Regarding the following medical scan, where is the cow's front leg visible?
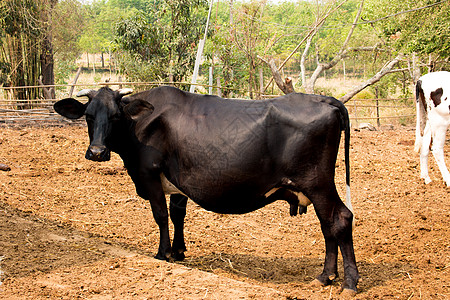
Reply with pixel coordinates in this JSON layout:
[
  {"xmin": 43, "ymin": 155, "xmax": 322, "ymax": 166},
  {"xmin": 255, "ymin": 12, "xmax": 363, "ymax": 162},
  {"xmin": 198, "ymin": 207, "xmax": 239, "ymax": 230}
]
[
  {"xmin": 149, "ymin": 190, "xmax": 171, "ymax": 260},
  {"xmin": 170, "ymin": 194, "xmax": 188, "ymax": 261},
  {"xmin": 135, "ymin": 177, "xmax": 172, "ymax": 261},
  {"xmin": 420, "ymin": 124, "xmax": 432, "ymax": 184}
]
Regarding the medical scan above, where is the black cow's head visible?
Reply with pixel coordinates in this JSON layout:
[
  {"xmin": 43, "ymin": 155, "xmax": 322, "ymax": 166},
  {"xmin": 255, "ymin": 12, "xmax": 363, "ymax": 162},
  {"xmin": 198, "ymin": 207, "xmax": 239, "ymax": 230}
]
[{"xmin": 54, "ymin": 87, "xmax": 133, "ymax": 162}]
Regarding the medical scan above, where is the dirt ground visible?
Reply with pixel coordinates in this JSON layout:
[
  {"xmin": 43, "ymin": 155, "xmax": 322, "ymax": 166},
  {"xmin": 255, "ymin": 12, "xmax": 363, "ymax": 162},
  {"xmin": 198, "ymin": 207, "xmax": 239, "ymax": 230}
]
[{"xmin": 0, "ymin": 125, "xmax": 448, "ymax": 299}]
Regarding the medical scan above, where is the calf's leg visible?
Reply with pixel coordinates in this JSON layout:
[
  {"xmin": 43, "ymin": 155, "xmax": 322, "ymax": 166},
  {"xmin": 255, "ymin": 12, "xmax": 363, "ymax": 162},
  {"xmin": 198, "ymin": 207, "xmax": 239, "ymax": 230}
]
[
  {"xmin": 420, "ymin": 123, "xmax": 432, "ymax": 184},
  {"xmin": 431, "ymin": 125, "xmax": 450, "ymax": 186}
]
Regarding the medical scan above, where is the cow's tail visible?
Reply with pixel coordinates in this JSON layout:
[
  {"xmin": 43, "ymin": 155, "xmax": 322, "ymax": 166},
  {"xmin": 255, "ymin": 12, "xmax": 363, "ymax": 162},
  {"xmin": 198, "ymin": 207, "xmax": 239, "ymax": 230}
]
[
  {"xmin": 414, "ymin": 80, "xmax": 425, "ymax": 153},
  {"xmin": 326, "ymin": 97, "xmax": 352, "ymax": 213},
  {"xmin": 339, "ymin": 101, "xmax": 354, "ymax": 231},
  {"xmin": 344, "ymin": 118, "xmax": 352, "ymax": 215},
  {"xmin": 342, "ymin": 103, "xmax": 352, "ymax": 214}
]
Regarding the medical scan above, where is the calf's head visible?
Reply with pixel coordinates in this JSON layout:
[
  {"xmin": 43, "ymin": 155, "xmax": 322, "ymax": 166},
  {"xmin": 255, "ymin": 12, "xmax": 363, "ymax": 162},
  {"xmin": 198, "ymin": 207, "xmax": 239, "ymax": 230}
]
[{"xmin": 54, "ymin": 87, "xmax": 133, "ymax": 161}]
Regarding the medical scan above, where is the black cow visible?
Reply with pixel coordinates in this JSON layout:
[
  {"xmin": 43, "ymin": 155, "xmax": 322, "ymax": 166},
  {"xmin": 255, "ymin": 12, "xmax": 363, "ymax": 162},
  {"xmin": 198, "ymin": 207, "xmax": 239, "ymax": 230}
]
[{"xmin": 54, "ymin": 86, "xmax": 360, "ymax": 294}]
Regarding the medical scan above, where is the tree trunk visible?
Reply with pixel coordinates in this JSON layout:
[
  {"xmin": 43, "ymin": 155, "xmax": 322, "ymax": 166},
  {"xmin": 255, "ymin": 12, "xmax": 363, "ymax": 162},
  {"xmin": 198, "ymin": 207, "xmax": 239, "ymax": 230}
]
[
  {"xmin": 216, "ymin": 76, "xmax": 222, "ymax": 97},
  {"xmin": 305, "ymin": 0, "xmax": 365, "ymax": 94},
  {"xmin": 229, "ymin": 0, "xmax": 233, "ymax": 24},
  {"xmin": 41, "ymin": 34, "xmax": 55, "ymax": 99},
  {"xmin": 258, "ymin": 56, "xmax": 294, "ymax": 94},
  {"xmin": 40, "ymin": 0, "xmax": 56, "ymax": 99},
  {"xmin": 259, "ymin": 67, "xmax": 264, "ymax": 98},
  {"xmin": 249, "ymin": 61, "xmax": 254, "ymax": 99},
  {"xmin": 300, "ymin": 34, "xmax": 314, "ymax": 90},
  {"xmin": 411, "ymin": 52, "xmax": 421, "ymax": 83},
  {"xmin": 11, "ymin": 36, "xmax": 27, "ymax": 104}
]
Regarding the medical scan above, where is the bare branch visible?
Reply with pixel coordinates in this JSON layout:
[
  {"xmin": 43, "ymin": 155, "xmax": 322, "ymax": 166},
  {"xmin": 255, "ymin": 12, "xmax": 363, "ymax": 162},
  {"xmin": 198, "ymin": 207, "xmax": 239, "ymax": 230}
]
[
  {"xmin": 341, "ymin": 0, "xmax": 364, "ymax": 52},
  {"xmin": 262, "ymin": 0, "xmax": 349, "ymax": 93},
  {"xmin": 258, "ymin": 56, "xmax": 294, "ymax": 94},
  {"xmin": 305, "ymin": 0, "xmax": 365, "ymax": 93},
  {"xmin": 339, "ymin": 54, "xmax": 403, "ymax": 103}
]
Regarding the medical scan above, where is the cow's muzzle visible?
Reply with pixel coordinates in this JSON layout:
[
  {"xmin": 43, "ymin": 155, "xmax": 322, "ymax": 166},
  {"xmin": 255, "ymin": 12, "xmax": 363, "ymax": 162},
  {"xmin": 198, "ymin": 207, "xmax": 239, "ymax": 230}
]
[{"xmin": 85, "ymin": 145, "xmax": 111, "ymax": 162}]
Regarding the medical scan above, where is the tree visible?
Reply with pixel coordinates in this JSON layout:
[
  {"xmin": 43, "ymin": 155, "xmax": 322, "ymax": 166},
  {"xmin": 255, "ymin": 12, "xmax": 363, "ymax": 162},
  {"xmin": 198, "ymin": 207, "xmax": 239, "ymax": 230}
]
[
  {"xmin": 78, "ymin": 0, "xmax": 138, "ymax": 70},
  {"xmin": 229, "ymin": 1, "xmax": 270, "ymax": 98},
  {"xmin": 114, "ymin": 0, "xmax": 208, "ymax": 84},
  {"xmin": 259, "ymin": 0, "xmax": 419, "ymax": 103},
  {"xmin": 365, "ymin": 0, "xmax": 450, "ymax": 76},
  {"xmin": 52, "ymin": 0, "xmax": 85, "ymax": 84},
  {"xmin": 207, "ymin": 0, "xmax": 288, "ymax": 98},
  {"xmin": 0, "ymin": 0, "xmax": 68, "ymax": 100},
  {"xmin": 52, "ymin": 0, "xmax": 85, "ymax": 62},
  {"xmin": 0, "ymin": 0, "xmax": 41, "ymax": 102},
  {"xmin": 40, "ymin": 0, "xmax": 58, "ymax": 99}
]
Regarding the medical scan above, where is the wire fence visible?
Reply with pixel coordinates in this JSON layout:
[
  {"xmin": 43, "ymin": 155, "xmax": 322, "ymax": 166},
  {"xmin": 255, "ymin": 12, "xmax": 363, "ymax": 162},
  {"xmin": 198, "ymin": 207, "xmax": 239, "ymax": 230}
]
[{"xmin": 0, "ymin": 82, "xmax": 416, "ymax": 128}]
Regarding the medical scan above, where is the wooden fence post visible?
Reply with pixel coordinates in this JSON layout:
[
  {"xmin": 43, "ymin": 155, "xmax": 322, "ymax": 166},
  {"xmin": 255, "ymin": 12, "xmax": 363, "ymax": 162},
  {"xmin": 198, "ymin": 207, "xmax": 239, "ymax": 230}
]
[
  {"xmin": 375, "ymin": 87, "xmax": 380, "ymax": 127},
  {"xmin": 69, "ymin": 66, "xmax": 82, "ymax": 97}
]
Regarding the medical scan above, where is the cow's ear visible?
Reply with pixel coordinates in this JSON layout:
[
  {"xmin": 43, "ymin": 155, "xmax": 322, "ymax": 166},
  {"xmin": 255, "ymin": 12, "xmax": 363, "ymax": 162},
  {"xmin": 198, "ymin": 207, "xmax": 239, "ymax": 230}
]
[
  {"xmin": 54, "ymin": 98, "xmax": 86, "ymax": 119},
  {"xmin": 123, "ymin": 99, "xmax": 155, "ymax": 121}
]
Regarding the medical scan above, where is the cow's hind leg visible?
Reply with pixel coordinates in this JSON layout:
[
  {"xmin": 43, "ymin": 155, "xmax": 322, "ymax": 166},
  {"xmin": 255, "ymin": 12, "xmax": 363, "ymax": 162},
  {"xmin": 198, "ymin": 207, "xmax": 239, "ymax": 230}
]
[
  {"xmin": 314, "ymin": 235, "xmax": 339, "ymax": 286},
  {"xmin": 170, "ymin": 194, "xmax": 188, "ymax": 261},
  {"xmin": 311, "ymin": 189, "xmax": 359, "ymax": 293},
  {"xmin": 431, "ymin": 125, "xmax": 450, "ymax": 187}
]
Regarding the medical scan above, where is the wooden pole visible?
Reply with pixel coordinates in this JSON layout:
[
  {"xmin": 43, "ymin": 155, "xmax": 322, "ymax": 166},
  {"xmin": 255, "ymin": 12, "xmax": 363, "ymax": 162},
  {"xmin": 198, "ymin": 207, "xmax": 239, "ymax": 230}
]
[{"xmin": 69, "ymin": 66, "xmax": 83, "ymax": 97}]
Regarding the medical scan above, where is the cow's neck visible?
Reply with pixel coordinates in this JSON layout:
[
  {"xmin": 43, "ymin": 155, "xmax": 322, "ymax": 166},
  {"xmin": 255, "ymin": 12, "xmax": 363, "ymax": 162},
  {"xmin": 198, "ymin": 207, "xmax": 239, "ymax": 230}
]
[{"xmin": 109, "ymin": 118, "xmax": 139, "ymax": 169}]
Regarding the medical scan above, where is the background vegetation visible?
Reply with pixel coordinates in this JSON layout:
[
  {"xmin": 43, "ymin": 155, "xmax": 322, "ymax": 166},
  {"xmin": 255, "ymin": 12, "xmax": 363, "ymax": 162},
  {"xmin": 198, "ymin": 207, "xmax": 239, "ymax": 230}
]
[{"xmin": 0, "ymin": 0, "xmax": 449, "ymax": 101}]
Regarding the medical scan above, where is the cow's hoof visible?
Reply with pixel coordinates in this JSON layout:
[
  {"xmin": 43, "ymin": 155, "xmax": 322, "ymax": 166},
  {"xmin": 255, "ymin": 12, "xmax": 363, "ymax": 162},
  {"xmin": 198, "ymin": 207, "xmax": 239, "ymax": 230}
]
[
  {"xmin": 339, "ymin": 288, "xmax": 357, "ymax": 298},
  {"xmin": 314, "ymin": 272, "xmax": 337, "ymax": 287},
  {"xmin": 289, "ymin": 203, "xmax": 298, "ymax": 216},
  {"xmin": 298, "ymin": 205, "xmax": 307, "ymax": 215},
  {"xmin": 310, "ymin": 279, "xmax": 326, "ymax": 287},
  {"xmin": 171, "ymin": 251, "xmax": 186, "ymax": 261},
  {"xmin": 154, "ymin": 252, "xmax": 171, "ymax": 261}
]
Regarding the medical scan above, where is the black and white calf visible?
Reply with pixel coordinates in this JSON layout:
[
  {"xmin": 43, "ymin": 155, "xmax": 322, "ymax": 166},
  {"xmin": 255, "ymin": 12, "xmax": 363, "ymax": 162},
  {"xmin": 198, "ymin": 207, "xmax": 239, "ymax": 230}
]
[{"xmin": 414, "ymin": 71, "xmax": 450, "ymax": 187}]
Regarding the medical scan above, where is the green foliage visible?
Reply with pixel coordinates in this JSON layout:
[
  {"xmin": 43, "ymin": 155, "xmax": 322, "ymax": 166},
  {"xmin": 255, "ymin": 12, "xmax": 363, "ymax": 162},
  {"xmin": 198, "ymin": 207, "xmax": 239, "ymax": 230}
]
[
  {"xmin": 205, "ymin": 0, "xmax": 378, "ymax": 95},
  {"xmin": 79, "ymin": 0, "xmax": 137, "ymax": 54},
  {"xmin": 55, "ymin": 59, "xmax": 76, "ymax": 87},
  {"xmin": 355, "ymin": 89, "xmax": 375, "ymax": 99},
  {"xmin": 53, "ymin": 0, "xmax": 85, "ymax": 62},
  {"xmin": 2, "ymin": 0, "xmax": 448, "ymax": 100},
  {"xmin": 0, "ymin": 61, "xmax": 10, "ymax": 86},
  {"xmin": 364, "ymin": 0, "xmax": 450, "ymax": 60},
  {"xmin": 206, "ymin": 23, "xmax": 248, "ymax": 97},
  {"xmin": 114, "ymin": 0, "xmax": 208, "ymax": 83},
  {"xmin": 0, "ymin": 0, "xmax": 46, "ymax": 99}
]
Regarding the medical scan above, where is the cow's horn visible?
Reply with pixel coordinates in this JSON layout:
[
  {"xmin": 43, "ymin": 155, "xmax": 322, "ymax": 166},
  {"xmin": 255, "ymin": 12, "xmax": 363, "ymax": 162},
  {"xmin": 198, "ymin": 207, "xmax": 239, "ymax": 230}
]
[
  {"xmin": 118, "ymin": 88, "xmax": 133, "ymax": 95},
  {"xmin": 76, "ymin": 89, "xmax": 95, "ymax": 97}
]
